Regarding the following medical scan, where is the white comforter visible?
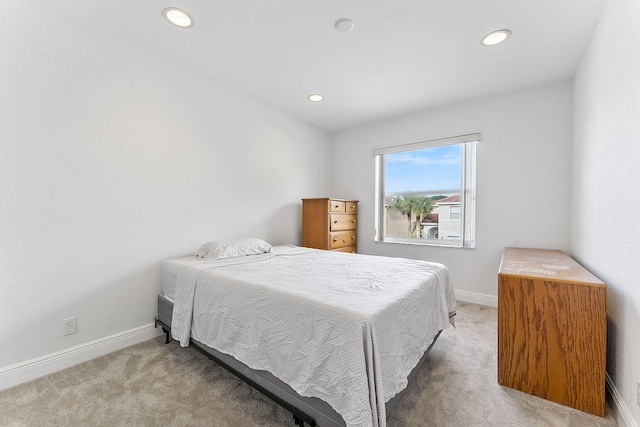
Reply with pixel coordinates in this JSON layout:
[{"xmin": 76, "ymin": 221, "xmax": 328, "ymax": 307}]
[{"xmin": 169, "ymin": 246, "xmax": 456, "ymax": 427}]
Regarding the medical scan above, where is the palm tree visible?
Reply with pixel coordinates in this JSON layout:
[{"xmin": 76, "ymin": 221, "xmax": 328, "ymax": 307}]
[{"xmin": 393, "ymin": 195, "xmax": 433, "ymax": 237}]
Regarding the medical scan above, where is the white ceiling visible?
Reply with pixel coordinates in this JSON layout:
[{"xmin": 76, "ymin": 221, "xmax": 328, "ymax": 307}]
[{"xmin": 39, "ymin": 0, "xmax": 607, "ymax": 133}]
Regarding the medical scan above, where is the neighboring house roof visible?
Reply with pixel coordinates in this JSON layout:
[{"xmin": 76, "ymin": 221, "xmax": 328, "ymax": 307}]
[
  {"xmin": 434, "ymin": 194, "xmax": 460, "ymax": 204},
  {"xmin": 420, "ymin": 213, "xmax": 439, "ymax": 224}
]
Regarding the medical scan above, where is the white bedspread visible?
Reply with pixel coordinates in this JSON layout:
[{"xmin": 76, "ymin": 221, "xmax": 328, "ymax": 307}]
[{"xmin": 169, "ymin": 246, "xmax": 456, "ymax": 427}]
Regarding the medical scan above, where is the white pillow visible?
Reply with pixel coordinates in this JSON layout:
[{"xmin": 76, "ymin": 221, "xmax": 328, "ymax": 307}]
[{"xmin": 196, "ymin": 238, "xmax": 272, "ymax": 260}]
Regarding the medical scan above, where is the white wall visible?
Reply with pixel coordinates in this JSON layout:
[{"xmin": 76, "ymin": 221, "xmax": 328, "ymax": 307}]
[
  {"xmin": 331, "ymin": 81, "xmax": 574, "ymax": 305},
  {"xmin": 0, "ymin": 2, "xmax": 331, "ymax": 372},
  {"xmin": 573, "ymin": 0, "xmax": 640, "ymax": 424}
]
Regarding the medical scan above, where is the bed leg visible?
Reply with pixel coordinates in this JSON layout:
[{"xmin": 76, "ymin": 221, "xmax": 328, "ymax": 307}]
[
  {"xmin": 161, "ymin": 328, "xmax": 171, "ymax": 344},
  {"xmin": 293, "ymin": 415, "xmax": 304, "ymax": 426},
  {"xmin": 154, "ymin": 317, "xmax": 172, "ymax": 344}
]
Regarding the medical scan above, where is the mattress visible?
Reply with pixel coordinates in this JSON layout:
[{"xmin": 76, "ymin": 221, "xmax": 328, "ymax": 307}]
[
  {"xmin": 162, "ymin": 255, "xmax": 205, "ymax": 301},
  {"xmin": 166, "ymin": 245, "xmax": 456, "ymax": 427}
]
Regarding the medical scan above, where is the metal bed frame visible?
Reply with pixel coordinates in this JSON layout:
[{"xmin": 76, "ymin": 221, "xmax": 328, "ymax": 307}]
[
  {"xmin": 156, "ymin": 294, "xmax": 444, "ymax": 427},
  {"xmin": 155, "ymin": 316, "xmax": 316, "ymax": 426}
]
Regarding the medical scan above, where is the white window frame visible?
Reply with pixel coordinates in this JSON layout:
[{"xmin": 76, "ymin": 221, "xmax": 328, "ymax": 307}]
[{"xmin": 374, "ymin": 133, "xmax": 478, "ymax": 248}]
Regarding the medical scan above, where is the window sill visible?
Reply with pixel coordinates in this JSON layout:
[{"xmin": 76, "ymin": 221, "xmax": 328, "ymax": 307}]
[{"xmin": 374, "ymin": 238, "xmax": 475, "ymax": 249}]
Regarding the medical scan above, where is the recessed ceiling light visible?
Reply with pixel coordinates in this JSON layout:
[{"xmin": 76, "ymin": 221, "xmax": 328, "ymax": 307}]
[
  {"xmin": 308, "ymin": 94, "xmax": 324, "ymax": 102},
  {"xmin": 335, "ymin": 18, "xmax": 354, "ymax": 33},
  {"xmin": 481, "ymin": 30, "xmax": 511, "ymax": 46},
  {"xmin": 163, "ymin": 7, "xmax": 194, "ymax": 29}
]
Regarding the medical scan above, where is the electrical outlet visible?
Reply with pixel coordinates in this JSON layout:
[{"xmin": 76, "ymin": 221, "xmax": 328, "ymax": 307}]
[{"xmin": 63, "ymin": 317, "xmax": 77, "ymax": 336}]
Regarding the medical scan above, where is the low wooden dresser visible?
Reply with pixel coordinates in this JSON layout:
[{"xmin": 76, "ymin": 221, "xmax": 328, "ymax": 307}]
[
  {"xmin": 497, "ymin": 247, "xmax": 606, "ymax": 416},
  {"xmin": 301, "ymin": 198, "xmax": 358, "ymax": 253}
]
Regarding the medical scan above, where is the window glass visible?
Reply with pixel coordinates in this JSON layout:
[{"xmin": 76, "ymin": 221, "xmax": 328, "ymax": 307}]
[{"xmin": 374, "ymin": 134, "xmax": 477, "ymax": 248}]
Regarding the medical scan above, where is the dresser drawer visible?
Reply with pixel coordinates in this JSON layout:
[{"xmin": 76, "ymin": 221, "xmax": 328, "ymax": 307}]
[
  {"xmin": 330, "ymin": 214, "xmax": 357, "ymax": 231},
  {"xmin": 330, "ymin": 230, "xmax": 357, "ymax": 249},
  {"xmin": 345, "ymin": 201, "xmax": 358, "ymax": 214},
  {"xmin": 332, "ymin": 246, "xmax": 356, "ymax": 253},
  {"xmin": 329, "ymin": 200, "xmax": 346, "ymax": 212}
]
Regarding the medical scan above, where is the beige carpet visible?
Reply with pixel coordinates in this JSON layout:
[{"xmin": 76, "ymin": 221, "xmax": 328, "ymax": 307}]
[{"xmin": 0, "ymin": 302, "xmax": 618, "ymax": 426}]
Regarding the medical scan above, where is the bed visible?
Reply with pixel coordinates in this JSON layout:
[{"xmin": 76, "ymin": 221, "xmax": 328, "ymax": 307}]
[{"xmin": 155, "ymin": 241, "xmax": 456, "ymax": 427}]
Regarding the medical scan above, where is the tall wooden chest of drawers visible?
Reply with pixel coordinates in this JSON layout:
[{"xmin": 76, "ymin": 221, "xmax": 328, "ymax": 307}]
[
  {"xmin": 301, "ymin": 198, "xmax": 358, "ymax": 253},
  {"xmin": 497, "ymin": 247, "xmax": 606, "ymax": 416}
]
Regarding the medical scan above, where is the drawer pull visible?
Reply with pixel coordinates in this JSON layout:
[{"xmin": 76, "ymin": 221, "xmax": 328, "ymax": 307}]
[
  {"xmin": 333, "ymin": 238, "xmax": 338, "ymax": 243},
  {"xmin": 334, "ymin": 220, "xmax": 338, "ymax": 224},
  {"xmin": 351, "ymin": 236, "xmax": 355, "ymax": 240},
  {"xmin": 351, "ymin": 220, "xmax": 356, "ymax": 223}
]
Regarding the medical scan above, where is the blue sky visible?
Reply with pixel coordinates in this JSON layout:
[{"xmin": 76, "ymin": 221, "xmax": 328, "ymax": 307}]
[{"xmin": 385, "ymin": 145, "xmax": 461, "ymax": 193}]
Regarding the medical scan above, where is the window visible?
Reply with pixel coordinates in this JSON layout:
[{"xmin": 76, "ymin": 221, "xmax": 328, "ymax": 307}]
[
  {"xmin": 374, "ymin": 133, "xmax": 478, "ymax": 248},
  {"xmin": 450, "ymin": 206, "xmax": 461, "ymax": 220}
]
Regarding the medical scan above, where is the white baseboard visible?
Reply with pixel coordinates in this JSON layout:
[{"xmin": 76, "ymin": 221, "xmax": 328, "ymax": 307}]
[
  {"xmin": 455, "ymin": 289, "xmax": 498, "ymax": 307},
  {"xmin": 606, "ymin": 372, "xmax": 639, "ymax": 427},
  {"xmin": 0, "ymin": 323, "xmax": 164, "ymax": 392}
]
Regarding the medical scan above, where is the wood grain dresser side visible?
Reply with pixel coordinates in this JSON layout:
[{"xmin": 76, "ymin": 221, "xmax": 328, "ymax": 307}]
[{"xmin": 497, "ymin": 247, "xmax": 606, "ymax": 417}]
